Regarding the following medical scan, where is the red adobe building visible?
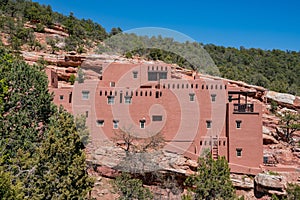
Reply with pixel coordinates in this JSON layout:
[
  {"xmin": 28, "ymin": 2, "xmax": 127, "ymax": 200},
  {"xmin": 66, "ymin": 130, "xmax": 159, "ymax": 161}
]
[{"xmin": 47, "ymin": 62, "xmax": 263, "ymax": 174}]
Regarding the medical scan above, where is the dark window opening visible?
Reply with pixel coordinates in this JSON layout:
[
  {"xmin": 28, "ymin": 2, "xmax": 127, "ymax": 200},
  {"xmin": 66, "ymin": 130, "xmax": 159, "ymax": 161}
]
[
  {"xmin": 236, "ymin": 148, "xmax": 242, "ymax": 157},
  {"xmin": 140, "ymin": 119, "xmax": 146, "ymax": 129},
  {"xmin": 152, "ymin": 115, "xmax": 162, "ymax": 121},
  {"xmin": 236, "ymin": 120, "xmax": 242, "ymax": 128},
  {"xmin": 69, "ymin": 92, "xmax": 72, "ymax": 103},
  {"xmin": 113, "ymin": 120, "xmax": 119, "ymax": 129},
  {"xmin": 206, "ymin": 120, "xmax": 212, "ymax": 128},
  {"xmin": 155, "ymin": 91, "xmax": 159, "ymax": 98},
  {"xmin": 189, "ymin": 93, "xmax": 195, "ymax": 102},
  {"xmin": 96, "ymin": 120, "xmax": 104, "ymax": 126},
  {"xmin": 107, "ymin": 96, "xmax": 115, "ymax": 104},
  {"xmin": 211, "ymin": 94, "xmax": 216, "ymax": 102}
]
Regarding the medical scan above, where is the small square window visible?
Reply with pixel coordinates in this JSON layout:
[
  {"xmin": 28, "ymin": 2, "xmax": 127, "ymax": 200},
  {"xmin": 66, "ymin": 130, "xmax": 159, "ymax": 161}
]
[
  {"xmin": 140, "ymin": 119, "xmax": 146, "ymax": 129},
  {"xmin": 124, "ymin": 96, "xmax": 132, "ymax": 104},
  {"xmin": 206, "ymin": 120, "xmax": 212, "ymax": 128},
  {"xmin": 113, "ymin": 120, "xmax": 119, "ymax": 129},
  {"xmin": 236, "ymin": 120, "xmax": 242, "ymax": 128},
  {"xmin": 82, "ymin": 91, "xmax": 89, "ymax": 100},
  {"xmin": 110, "ymin": 82, "xmax": 115, "ymax": 87},
  {"xmin": 96, "ymin": 120, "xmax": 104, "ymax": 127},
  {"xmin": 59, "ymin": 95, "xmax": 64, "ymax": 100},
  {"xmin": 133, "ymin": 71, "xmax": 138, "ymax": 78},
  {"xmin": 189, "ymin": 93, "xmax": 195, "ymax": 102},
  {"xmin": 211, "ymin": 94, "xmax": 216, "ymax": 102},
  {"xmin": 107, "ymin": 96, "xmax": 115, "ymax": 104},
  {"xmin": 236, "ymin": 148, "xmax": 242, "ymax": 157}
]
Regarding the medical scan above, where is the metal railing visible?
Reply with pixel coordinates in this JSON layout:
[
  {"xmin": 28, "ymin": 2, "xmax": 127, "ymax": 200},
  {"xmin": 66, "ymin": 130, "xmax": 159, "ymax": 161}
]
[{"xmin": 233, "ymin": 104, "xmax": 254, "ymax": 112}]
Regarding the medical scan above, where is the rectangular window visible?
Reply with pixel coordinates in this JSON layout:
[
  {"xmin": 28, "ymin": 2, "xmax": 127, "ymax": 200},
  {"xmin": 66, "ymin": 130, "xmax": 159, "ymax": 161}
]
[
  {"xmin": 107, "ymin": 96, "xmax": 115, "ymax": 105},
  {"xmin": 206, "ymin": 120, "xmax": 212, "ymax": 128},
  {"xmin": 148, "ymin": 72, "xmax": 167, "ymax": 81},
  {"xmin": 152, "ymin": 115, "xmax": 162, "ymax": 121},
  {"xmin": 236, "ymin": 148, "xmax": 242, "ymax": 157},
  {"xmin": 82, "ymin": 91, "xmax": 89, "ymax": 100},
  {"xmin": 189, "ymin": 93, "xmax": 195, "ymax": 102},
  {"xmin": 59, "ymin": 95, "xmax": 64, "ymax": 100},
  {"xmin": 211, "ymin": 94, "xmax": 216, "ymax": 102},
  {"xmin": 96, "ymin": 120, "xmax": 104, "ymax": 127},
  {"xmin": 159, "ymin": 72, "xmax": 167, "ymax": 79},
  {"xmin": 140, "ymin": 120, "xmax": 146, "ymax": 129},
  {"xmin": 85, "ymin": 111, "xmax": 89, "ymax": 118},
  {"xmin": 148, "ymin": 72, "xmax": 157, "ymax": 81},
  {"xmin": 113, "ymin": 120, "xmax": 119, "ymax": 129},
  {"xmin": 133, "ymin": 71, "xmax": 138, "ymax": 78},
  {"xmin": 124, "ymin": 96, "xmax": 132, "ymax": 104},
  {"xmin": 236, "ymin": 120, "xmax": 242, "ymax": 128}
]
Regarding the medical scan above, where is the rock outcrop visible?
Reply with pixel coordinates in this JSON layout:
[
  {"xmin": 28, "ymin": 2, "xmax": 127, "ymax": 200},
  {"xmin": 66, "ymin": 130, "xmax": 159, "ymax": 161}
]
[
  {"xmin": 254, "ymin": 173, "xmax": 287, "ymax": 196},
  {"xmin": 87, "ymin": 141, "xmax": 197, "ymax": 177}
]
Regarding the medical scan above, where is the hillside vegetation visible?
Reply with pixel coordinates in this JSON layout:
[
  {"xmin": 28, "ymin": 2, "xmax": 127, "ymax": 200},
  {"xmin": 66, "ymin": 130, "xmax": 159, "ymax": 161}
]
[{"xmin": 0, "ymin": 0, "xmax": 299, "ymax": 96}]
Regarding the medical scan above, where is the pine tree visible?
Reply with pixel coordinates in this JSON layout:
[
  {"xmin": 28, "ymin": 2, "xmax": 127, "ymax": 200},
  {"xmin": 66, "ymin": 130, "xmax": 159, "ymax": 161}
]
[
  {"xmin": 185, "ymin": 153, "xmax": 235, "ymax": 200},
  {"xmin": 113, "ymin": 172, "xmax": 153, "ymax": 200},
  {"xmin": 32, "ymin": 107, "xmax": 94, "ymax": 199}
]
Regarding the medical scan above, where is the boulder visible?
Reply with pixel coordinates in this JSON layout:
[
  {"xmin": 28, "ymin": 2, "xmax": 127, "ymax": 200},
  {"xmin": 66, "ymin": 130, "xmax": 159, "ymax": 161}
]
[
  {"xmin": 254, "ymin": 173, "xmax": 287, "ymax": 195},
  {"xmin": 231, "ymin": 174, "xmax": 254, "ymax": 189},
  {"xmin": 263, "ymin": 126, "xmax": 271, "ymax": 135},
  {"xmin": 266, "ymin": 91, "xmax": 299, "ymax": 109},
  {"xmin": 263, "ymin": 134, "xmax": 279, "ymax": 145}
]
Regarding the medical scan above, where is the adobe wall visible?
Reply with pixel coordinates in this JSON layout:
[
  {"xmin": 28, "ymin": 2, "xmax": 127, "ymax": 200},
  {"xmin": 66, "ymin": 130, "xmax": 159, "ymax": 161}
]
[
  {"xmin": 227, "ymin": 103, "xmax": 263, "ymax": 168},
  {"xmin": 49, "ymin": 87, "xmax": 73, "ymax": 113}
]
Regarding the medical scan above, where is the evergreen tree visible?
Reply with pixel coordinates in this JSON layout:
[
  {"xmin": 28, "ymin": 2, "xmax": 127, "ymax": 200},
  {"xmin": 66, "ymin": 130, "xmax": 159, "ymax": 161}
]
[
  {"xmin": 185, "ymin": 152, "xmax": 235, "ymax": 200},
  {"xmin": 32, "ymin": 107, "xmax": 94, "ymax": 199},
  {"xmin": 113, "ymin": 172, "xmax": 153, "ymax": 200}
]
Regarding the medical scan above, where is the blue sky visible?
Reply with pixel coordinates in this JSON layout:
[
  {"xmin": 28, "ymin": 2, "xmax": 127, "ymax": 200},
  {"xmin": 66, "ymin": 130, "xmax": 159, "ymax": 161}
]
[{"xmin": 33, "ymin": 0, "xmax": 300, "ymax": 51}]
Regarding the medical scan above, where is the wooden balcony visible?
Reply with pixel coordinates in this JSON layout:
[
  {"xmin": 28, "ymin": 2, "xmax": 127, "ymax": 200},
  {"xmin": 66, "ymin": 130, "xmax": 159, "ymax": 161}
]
[{"xmin": 233, "ymin": 103, "xmax": 254, "ymax": 113}]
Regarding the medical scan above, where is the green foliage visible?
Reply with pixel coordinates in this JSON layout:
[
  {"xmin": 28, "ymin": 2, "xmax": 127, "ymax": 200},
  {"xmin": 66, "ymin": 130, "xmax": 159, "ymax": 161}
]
[
  {"xmin": 103, "ymin": 34, "xmax": 217, "ymax": 75},
  {"xmin": 125, "ymin": 51, "xmax": 133, "ymax": 59},
  {"xmin": 0, "ymin": 170, "xmax": 23, "ymax": 200},
  {"xmin": 69, "ymin": 73, "xmax": 76, "ymax": 85},
  {"xmin": 113, "ymin": 172, "xmax": 153, "ymax": 200},
  {"xmin": 46, "ymin": 36, "xmax": 59, "ymax": 54},
  {"xmin": 184, "ymin": 153, "xmax": 235, "ymax": 200},
  {"xmin": 76, "ymin": 67, "xmax": 85, "ymax": 83},
  {"xmin": 271, "ymin": 193, "xmax": 280, "ymax": 200},
  {"xmin": 77, "ymin": 45, "xmax": 86, "ymax": 54},
  {"xmin": 268, "ymin": 171, "xmax": 280, "ymax": 176},
  {"xmin": 278, "ymin": 111, "xmax": 300, "ymax": 144},
  {"xmin": 110, "ymin": 27, "xmax": 122, "ymax": 36},
  {"xmin": 75, "ymin": 113, "xmax": 90, "ymax": 146},
  {"xmin": 285, "ymin": 183, "xmax": 300, "ymax": 200},
  {"xmin": 0, "ymin": 47, "xmax": 93, "ymax": 199},
  {"xmin": 0, "ymin": 0, "xmax": 108, "ymax": 51},
  {"xmin": 270, "ymin": 100, "xmax": 278, "ymax": 113},
  {"xmin": 204, "ymin": 45, "xmax": 300, "ymax": 95},
  {"xmin": 32, "ymin": 107, "xmax": 94, "ymax": 199}
]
